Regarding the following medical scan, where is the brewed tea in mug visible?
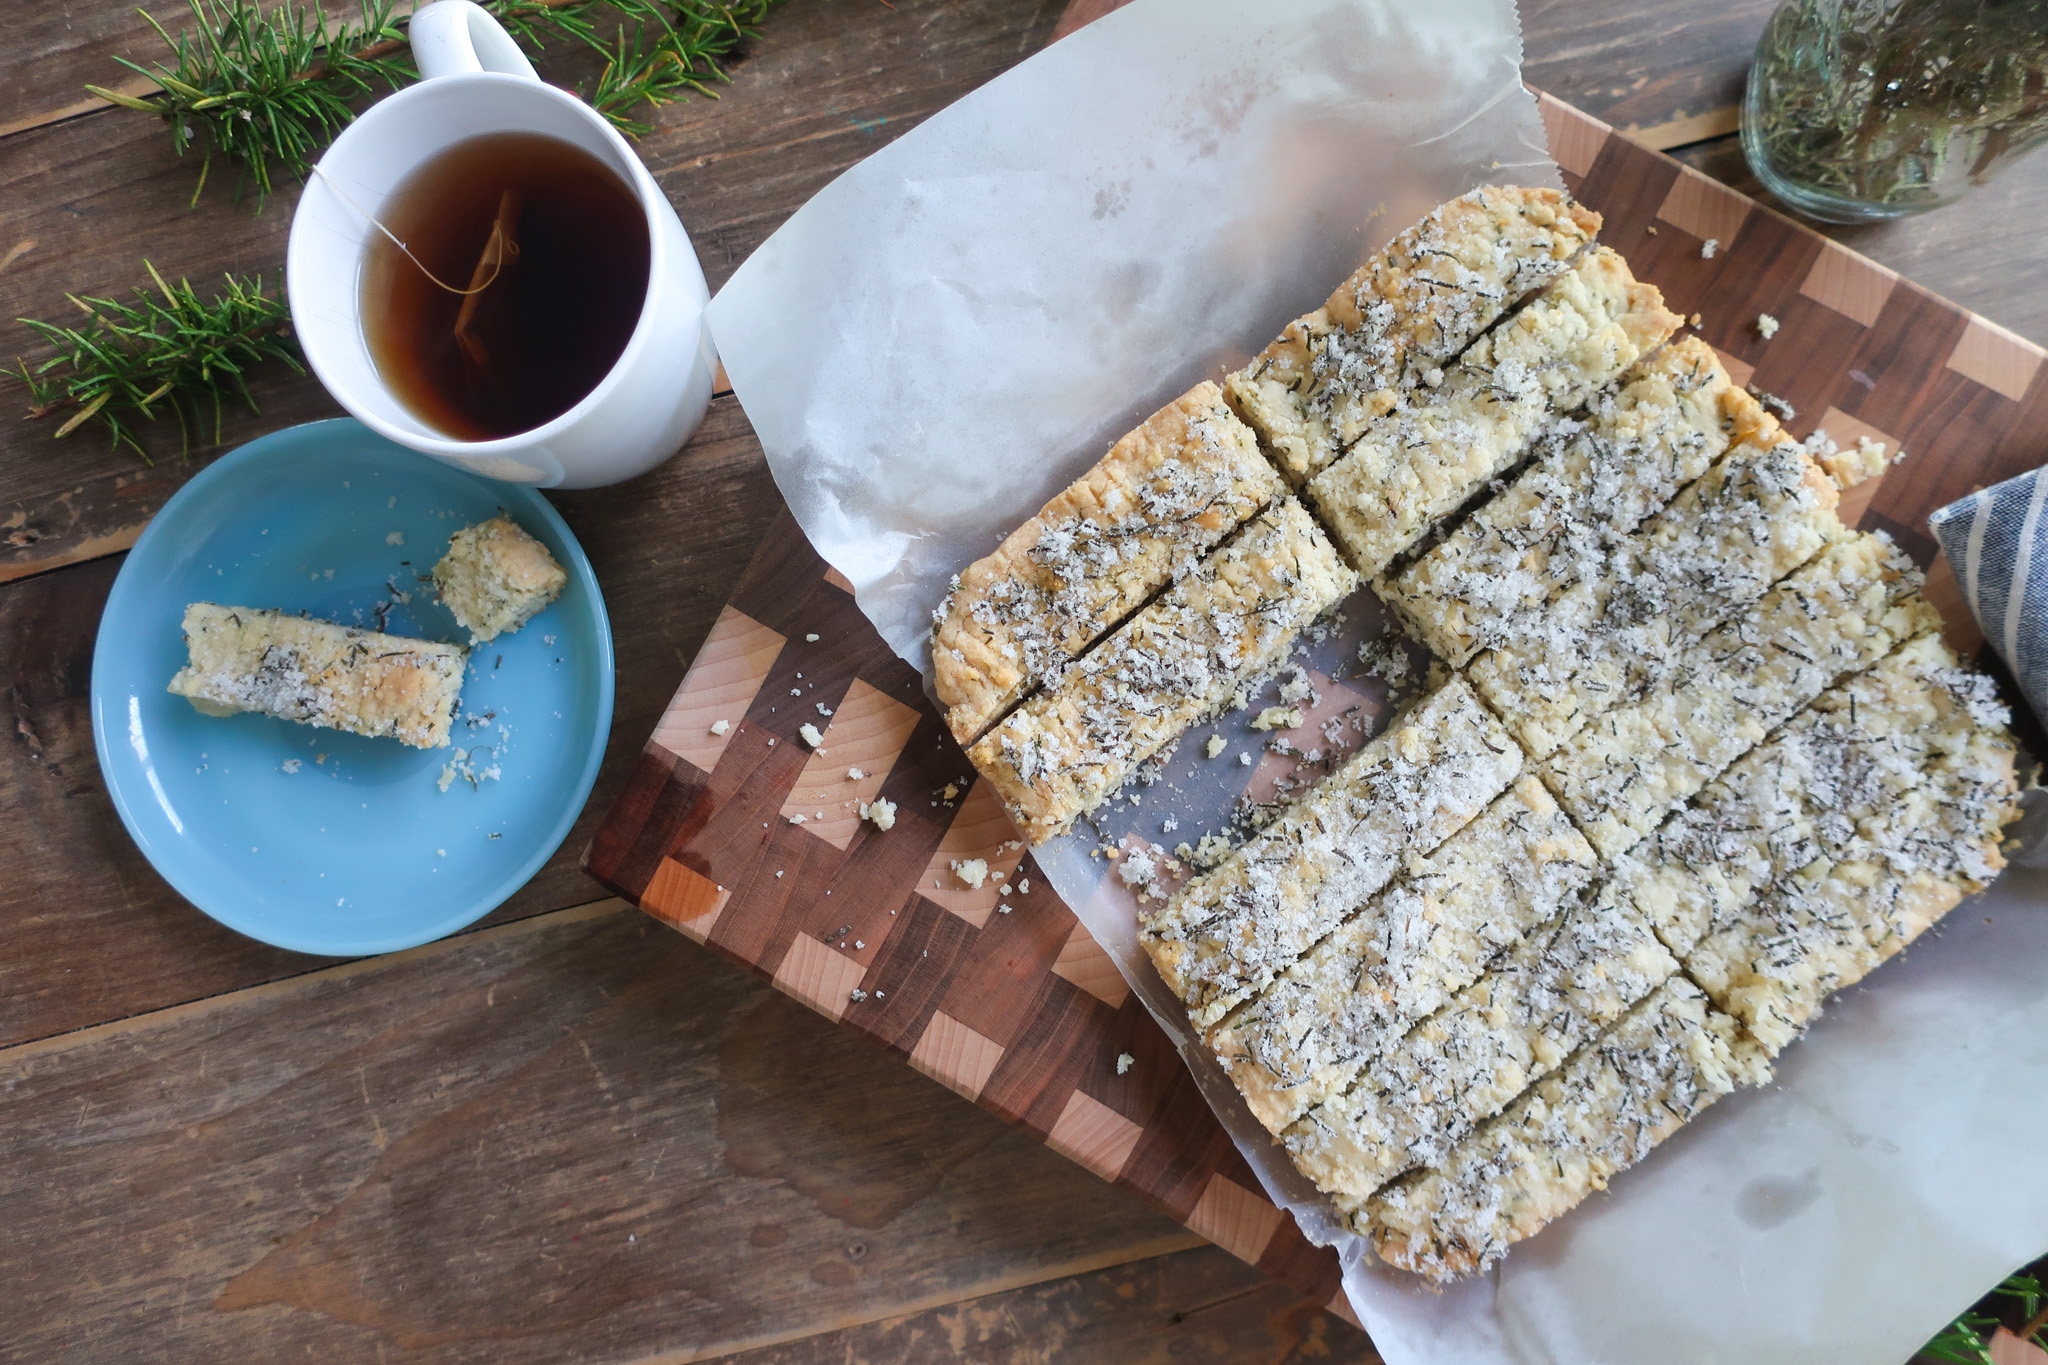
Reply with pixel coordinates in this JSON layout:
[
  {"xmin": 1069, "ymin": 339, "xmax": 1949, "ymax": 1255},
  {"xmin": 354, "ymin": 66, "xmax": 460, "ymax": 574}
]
[{"xmin": 359, "ymin": 131, "xmax": 651, "ymax": 442}]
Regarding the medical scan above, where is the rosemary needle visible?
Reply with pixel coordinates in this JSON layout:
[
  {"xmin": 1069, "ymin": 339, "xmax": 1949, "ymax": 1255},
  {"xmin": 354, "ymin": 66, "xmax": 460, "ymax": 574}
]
[{"xmin": 15, "ymin": 263, "xmax": 303, "ymax": 462}]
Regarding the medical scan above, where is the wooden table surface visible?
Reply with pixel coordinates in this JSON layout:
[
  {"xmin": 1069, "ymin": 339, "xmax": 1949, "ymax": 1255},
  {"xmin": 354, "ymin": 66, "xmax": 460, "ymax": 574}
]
[{"xmin": 5, "ymin": 2, "xmax": 2045, "ymax": 1361}]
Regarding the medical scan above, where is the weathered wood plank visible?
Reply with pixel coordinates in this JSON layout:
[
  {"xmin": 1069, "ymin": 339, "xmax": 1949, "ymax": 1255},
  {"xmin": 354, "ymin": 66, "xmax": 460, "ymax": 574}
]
[
  {"xmin": 1520, "ymin": 0, "xmax": 1777, "ymax": 148},
  {"xmin": 0, "ymin": 0, "xmax": 1783, "ymax": 150},
  {"xmin": 1672, "ymin": 134, "xmax": 2048, "ymax": 352},
  {"xmin": 0, "ymin": 0, "xmax": 213, "ymax": 138},
  {"xmin": 0, "ymin": 900, "xmax": 1230, "ymax": 1361},
  {"xmin": 701, "ymin": 1245, "xmax": 1377, "ymax": 1365},
  {"xmin": 0, "ymin": 392, "xmax": 775, "ymax": 1048}
]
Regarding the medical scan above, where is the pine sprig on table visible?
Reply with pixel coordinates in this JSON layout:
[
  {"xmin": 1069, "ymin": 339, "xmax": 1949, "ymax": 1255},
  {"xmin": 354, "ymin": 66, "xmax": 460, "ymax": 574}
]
[
  {"xmin": 92, "ymin": 0, "xmax": 789, "ymax": 201},
  {"xmin": 14, "ymin": 264, "xmax": 302, "ymax": 462}
]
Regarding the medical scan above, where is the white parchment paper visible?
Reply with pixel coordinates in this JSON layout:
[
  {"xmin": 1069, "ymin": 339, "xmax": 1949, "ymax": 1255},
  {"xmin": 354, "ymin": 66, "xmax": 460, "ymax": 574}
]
[{"xmin": 702, "ymin": 1, "xmax": 2048, "ymax": 1359}]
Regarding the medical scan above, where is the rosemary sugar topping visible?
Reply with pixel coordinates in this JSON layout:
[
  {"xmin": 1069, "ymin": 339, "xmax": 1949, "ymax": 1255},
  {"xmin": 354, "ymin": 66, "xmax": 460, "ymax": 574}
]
[
  {"xmin": 1286, "ymin": 885, "xmax": 1676, "ymax": 1199},
  {"xmin": 1360, "ymin": 977, "xmax": 1762, "ymax": 1283},
  {"xmin": 1208, "ymin": 775, "xmax": 1596, "ymax": 1135},
  {"xmin": 1537, "ymin": 532, "xmax": 1936, "ymax": 860},
  {"xmin": 1307, "ymin": 246, "xmax": 1681, "ymax": 576},
  {"xmin": 1227, "ymin": 186, "xmax": 1602, "ymax": 482},
  {"xmin": 1384, "ymin": 337, "xmax": 1738, "ymax": 668},
  {"xmin": 1140, "ymin": 678, "xmax": 1520, "ymax": 1028},
  {"xmin": 969, "ymin": 499, "xmax": 1353, "ymax": 844},
  {"xmin": 934, "ymin": 383, "xmax": 1281, "ymax": 744},
  {"xmin": 1468, "ymin": 425, "xmax": 1844, "ymax": 758}
]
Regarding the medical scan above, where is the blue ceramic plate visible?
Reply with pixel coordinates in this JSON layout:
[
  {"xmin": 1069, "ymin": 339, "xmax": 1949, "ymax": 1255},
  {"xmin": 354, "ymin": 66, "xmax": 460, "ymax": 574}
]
[{"xmin": 91, "ymin": 419, "xmax": 613, "ymax": 955}]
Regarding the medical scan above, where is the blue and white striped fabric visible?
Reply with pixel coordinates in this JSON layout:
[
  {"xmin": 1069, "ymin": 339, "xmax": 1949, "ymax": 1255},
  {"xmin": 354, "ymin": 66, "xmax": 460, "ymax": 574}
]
[{"xmin": 1929, "ymin": 464, "xmax": 2048, "ymax": 724}]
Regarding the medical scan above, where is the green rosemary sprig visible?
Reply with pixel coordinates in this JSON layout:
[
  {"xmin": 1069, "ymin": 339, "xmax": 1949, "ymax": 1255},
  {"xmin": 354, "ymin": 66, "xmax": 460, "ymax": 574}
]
[
  {"xmin": 88, "ymin": 0, "xmax": 414, "ymax": 205},
  {"xmin": 15, "ymin": 264, "xmax": 302, "ymax": 462},
  {"xmin": 93, "ymin": 0, "xmax": 789, "ymax": 202},
  {"xmin": 1921, "ymin": 1269, "xmax": 2048, "ymax": 1363},
  {"xmin": 509, "ymin": 0, "xmax": 783, "ymax": 138}
]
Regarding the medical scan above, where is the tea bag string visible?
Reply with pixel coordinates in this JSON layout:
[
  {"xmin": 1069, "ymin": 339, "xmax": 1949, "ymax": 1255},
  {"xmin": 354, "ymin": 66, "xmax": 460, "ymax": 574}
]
[{"xmin": 309, "ymin": 163, "xmax": 514, "ymax": 296}]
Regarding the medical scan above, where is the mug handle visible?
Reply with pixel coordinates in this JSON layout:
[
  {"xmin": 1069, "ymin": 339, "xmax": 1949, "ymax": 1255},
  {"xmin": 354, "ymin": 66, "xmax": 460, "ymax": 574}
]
[{"xmin": 410, "ymin": 0, "xmax": 540, "ymax": 81}]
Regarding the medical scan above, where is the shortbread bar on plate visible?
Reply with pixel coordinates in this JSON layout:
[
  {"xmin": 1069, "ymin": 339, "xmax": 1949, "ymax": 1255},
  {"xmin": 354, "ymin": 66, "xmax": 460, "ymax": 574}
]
[
  {"xmin": 969, "ymin": 497, "xmax": 1353, "ymax": 844},
  {"xmin": 1227, "ymin": 186, "xmax": 1602, "ymax": 485},
  {"xmin": 168, "ymin": 602, "xmax": 467, "ymax": 749},
  {"xmin": 934, "ymin": 382, "xmax": 1282, "ymax": 744},
  {"xmin": 433, "ymin": 514, "xmax": 568, "ymax": 645}
]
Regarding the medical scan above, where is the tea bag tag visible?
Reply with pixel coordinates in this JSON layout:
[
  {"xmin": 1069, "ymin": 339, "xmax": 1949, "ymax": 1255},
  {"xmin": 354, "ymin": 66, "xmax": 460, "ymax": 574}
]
[{"xmin": 453, "ymin": 189, "xmax": 522, "ymax": 369}]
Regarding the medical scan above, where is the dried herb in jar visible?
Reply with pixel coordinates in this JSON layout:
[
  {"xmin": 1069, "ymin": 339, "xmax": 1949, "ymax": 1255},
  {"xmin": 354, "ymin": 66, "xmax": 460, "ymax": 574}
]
[{"xmin": 1743, "ymin": 0, "xmax": 2048, "ymax": 223}]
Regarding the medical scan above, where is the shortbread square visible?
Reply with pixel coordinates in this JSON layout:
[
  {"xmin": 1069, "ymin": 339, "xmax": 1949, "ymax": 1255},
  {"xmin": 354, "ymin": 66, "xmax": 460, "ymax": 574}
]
[{"xmin": 433, "ymin": 514, "xmax": 568, "ymax": 645}]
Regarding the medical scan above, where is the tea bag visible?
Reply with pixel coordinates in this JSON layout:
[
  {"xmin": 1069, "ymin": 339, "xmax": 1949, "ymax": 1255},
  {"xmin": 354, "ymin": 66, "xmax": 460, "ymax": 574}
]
[{"xmin": 452, "ymin": 189, "xmax": 522, "ymax": 372}]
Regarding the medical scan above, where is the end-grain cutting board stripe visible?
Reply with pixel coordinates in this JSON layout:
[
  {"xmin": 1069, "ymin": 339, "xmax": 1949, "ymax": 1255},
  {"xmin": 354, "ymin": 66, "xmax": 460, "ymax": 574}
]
[{"xmin": 587, "ymin": 93, "xmax": 2048, "ymax": 1312}]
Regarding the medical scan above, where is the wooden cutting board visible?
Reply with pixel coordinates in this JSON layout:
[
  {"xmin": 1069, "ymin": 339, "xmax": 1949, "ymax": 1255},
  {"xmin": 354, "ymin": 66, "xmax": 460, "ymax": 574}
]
[{"xmin": 584, "ymin": 92, "xmax": 2048, "ymax": 1316}]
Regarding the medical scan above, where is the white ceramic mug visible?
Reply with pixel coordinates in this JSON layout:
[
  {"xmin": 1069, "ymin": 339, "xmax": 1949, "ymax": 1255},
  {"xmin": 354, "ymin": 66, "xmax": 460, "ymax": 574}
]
[{"xmin": 287, "ymin": 0, "xmax": 716, "ymax": 488}]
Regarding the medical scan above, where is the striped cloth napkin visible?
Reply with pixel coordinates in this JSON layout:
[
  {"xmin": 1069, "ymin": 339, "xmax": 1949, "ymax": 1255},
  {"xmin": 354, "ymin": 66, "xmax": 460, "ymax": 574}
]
[{"xmin": 1928, "ymin": 465, "xmax": 2048, "ymax": 724}]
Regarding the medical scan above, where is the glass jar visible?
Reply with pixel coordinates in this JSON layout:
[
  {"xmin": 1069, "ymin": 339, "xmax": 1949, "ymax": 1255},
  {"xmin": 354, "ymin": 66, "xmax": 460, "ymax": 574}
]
[{"xmin": 1742, "ymin": 0, "xmax": 2048, "ymax": 224}]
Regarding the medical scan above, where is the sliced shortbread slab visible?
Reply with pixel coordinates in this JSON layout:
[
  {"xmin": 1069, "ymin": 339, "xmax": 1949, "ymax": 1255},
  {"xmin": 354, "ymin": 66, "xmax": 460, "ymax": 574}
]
[
  {"xmin": 1208, "ymin": 775, "xmax": 1597, "ymax": 1133},
  {"xmin": 934, "ymin": 382, "xmax": 1284, "ymax": 745},
  {"xmin": 1305, "ymin": 247, "xmax": 1681, "ymax": 577},
  {"xmin": 1467, "ymin": 425, "xmax": 1844, "ymax": 759},
  {"xmin": 1285, "ymin": 886, "xmax": 1675, "ymax": 1199},
  {"xmin": 1227, "ymin": 186, "xmax": 1601, "ymax": 485},
  {"xmin": 1355, "ymin": 977, "xmax": 1769, "ymax": 1283},
  {"xmin": 970, "ymin": 498, "xmax": 1355, "ymax": 844},
  {"xmin": 1381, "ymin": 337, "xmax": 1759, "ymax": 667},
  {"xmin": 1141, "ymin": 678, "xmax": 1521, "ymax": 1028},
  {"xmin": 1538, "ymin": 533, "xmax": 1938, "ymax": 859}
]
